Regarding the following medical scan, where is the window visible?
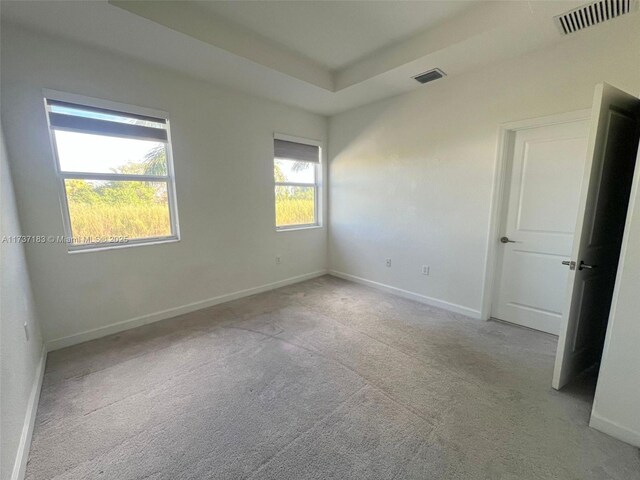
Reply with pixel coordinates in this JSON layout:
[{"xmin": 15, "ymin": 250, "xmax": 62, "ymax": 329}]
[
  {"xmin": 45, "ymin": 94, "xmax": 179, "ymax": 250},
  {"xmin": 274, "ymin": 137, "xmax": 321, "ymax": 229}
]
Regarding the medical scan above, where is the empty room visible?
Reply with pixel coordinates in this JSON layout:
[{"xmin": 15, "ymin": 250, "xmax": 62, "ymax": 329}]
[{"xmin": 2, "ymin": 1, "xmax": 640, "ymax": 479}]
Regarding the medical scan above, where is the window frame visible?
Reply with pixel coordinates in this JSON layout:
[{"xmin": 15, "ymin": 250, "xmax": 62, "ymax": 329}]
[
  {"xmin": 273, "ymin": 133, "xmax": 322, "ymax": 231},
  {"xmin": 43, "ymin": 89, "xmax": 181, "ymax": 252}
]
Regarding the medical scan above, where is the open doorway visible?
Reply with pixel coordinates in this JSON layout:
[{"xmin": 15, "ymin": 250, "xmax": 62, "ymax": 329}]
[
  {"xmin": 485, "ymin": 83, "xmax": 640, "ymax": 405},
  {"xmin": 553, "ymin": 83, "xmax": 640, "ymax": 393}
]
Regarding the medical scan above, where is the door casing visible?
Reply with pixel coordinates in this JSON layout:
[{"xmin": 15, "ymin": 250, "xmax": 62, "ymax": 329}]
[{"xmin": 481, "ymin": 109, "xmax": 591, "ymax": 322}]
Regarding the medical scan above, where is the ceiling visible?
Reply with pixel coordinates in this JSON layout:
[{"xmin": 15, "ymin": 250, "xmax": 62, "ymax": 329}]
[
  {"xmin": 193, "ymin": 1, "xmax": 474, "ymax": 71},
  {"xmin": 1, "ymin": 0, "xmax": 610, "ymax": 116}
]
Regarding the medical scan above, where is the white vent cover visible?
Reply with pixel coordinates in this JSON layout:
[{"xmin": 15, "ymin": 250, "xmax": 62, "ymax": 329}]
[{"xmin": 555, "ymin": 0, "xmax": 638, "ymax": 34}]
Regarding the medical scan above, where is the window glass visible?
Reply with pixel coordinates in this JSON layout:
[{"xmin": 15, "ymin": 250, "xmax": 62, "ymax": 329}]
[
  {"xmin": 64, "ymin": 180, "xmax": 171, "ymax": 243},
  {"xmin": 46, "ymin": 96, "xmax": 178, "ymax": 249},
  {"xmin": 274, "ymin": 158, "xmax": 315, "ymax": 184},
  {"xmin": 55, "ymin": 130, "xmax": 168, "ymax": 175},
  {"xmin": 275, "ymin": 185, "xmax": 315, "ymax": 227},
  {"xmin": 273, "ymin": 138, "xmax": 319, "ymax": 229}
]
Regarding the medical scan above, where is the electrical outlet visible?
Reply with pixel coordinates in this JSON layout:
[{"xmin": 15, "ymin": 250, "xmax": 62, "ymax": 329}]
[
  {"xmin": 422, "ymin": 265, "xmax": 430, "ymax": 276},
  {"xmin": 276, "ymin": 256, "xmax": 281, "ymax": 265},
  {"xmin": 23, "ymin": 322, "xmax": 29, "ymax": 341},
  {"xmin": 385, "ymin": 258, "xmax": 392, "ymax": 267}
]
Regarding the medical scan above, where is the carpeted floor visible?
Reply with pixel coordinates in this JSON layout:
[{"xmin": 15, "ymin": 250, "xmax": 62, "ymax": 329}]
[{"xmin": 26, "ymin": 276, "xmax": 640, "ymax": 480}]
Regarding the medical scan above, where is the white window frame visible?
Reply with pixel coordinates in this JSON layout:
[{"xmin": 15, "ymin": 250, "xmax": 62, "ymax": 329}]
[
  {"xmin": 273, "ymin": 133, "xmax": 322, "ymax": 231},
  {"xmin": 43, "ymin": 89, "xmax": 181, "ymax": 252}
]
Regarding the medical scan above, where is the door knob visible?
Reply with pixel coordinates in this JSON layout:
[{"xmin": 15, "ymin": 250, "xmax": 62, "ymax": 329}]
[
  {"xmin": 579, "ymin": 261, "xmax": 596, "ymax": 270},
  {"xmin": 500, "ymin": 236, "xmax": 516, "ymax": 243}
]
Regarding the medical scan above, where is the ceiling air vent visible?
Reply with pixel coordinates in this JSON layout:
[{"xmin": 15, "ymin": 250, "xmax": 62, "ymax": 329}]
[
  {"xmin": 554, "ymin": 0, "xmax": 638, "ymax": 34},
  {"xmin": 412, "ymin": 68, "xmax": 446, "ymax": 85}
]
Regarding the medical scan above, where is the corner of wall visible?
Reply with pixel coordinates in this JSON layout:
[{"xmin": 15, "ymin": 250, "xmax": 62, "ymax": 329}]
[
  {"xmin": 9, "ymin": 347, "xmax": 47, "ymax": 480},
  {"xmin": 1, "ymin": 123, "xmax": 47, "ymax": 480}
]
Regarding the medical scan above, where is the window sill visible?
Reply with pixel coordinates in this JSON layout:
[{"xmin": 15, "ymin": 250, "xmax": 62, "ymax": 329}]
[
  {"xmin": 67, "ymin": 236, "xmax": 180, "ymax": 254},
  {"xmin": 276, "ymin": 225, "xmax": 323, "ymax": 233}
]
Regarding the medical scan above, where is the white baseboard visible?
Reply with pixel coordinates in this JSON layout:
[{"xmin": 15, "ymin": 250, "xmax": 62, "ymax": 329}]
[
  {"xmin": 46, "ymin": 270, "xmax": 328, "ymax": 351},
  {"xmin": 328, "ymin": 270, "xmax": 482, "ymax": 319},
  {"xmin": 11, "ymin": 345, "xmax": 47, "ymax": 480},
  {"xmin": 590, "ymin": 411, "xmax": 640, "ymax": 448}
]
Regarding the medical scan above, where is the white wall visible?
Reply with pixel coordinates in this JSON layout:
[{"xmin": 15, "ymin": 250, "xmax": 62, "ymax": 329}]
[
  {"xmin": 2, "ymin": 9, "xmax": 640, "ymax": 460},
  {"xmin": 328, "ymin": 14, "xmax": 640, "ymax": 317},
  {"xmin": 590, "ymin": 147, "xmax": 640, "ymax": 447},
  {"xmin": 0, "ymin": 24, "xmax": 328, "ymax": 347},
  {"xmin": 1, "ymin": 125, "xmax": 45, "ymax": 480}
]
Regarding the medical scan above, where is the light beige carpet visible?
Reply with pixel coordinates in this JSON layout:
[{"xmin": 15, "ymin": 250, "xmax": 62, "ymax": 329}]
[{"xmin": 26, "ymin": 276, "xmax": 640, "ymax": 479}]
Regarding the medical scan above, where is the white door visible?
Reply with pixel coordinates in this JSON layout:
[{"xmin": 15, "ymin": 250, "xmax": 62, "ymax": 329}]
[
  {"xmin": 493, "ymin": 118, "xmax": 589, "ymax": 335},
  {"xmin": 553, "ymin": 83, "xmax": 640, "ymax": 390}
]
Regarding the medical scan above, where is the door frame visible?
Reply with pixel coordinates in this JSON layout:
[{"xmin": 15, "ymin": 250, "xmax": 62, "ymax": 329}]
[{"xmin": 480, "ymin": 109, "xmax": 592, "ymax": 322}]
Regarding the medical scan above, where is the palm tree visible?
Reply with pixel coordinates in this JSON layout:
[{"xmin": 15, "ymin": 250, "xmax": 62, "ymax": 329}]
[
  {"xmin": 142, "ymin": 145, "xmax": 168, "ymax": 176},
  {"xmin": 291, "ymin": 160, "xmax": 311, "ymax": 173}
]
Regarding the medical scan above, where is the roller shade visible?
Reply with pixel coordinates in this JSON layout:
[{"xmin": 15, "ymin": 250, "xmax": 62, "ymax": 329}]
[
  {"xmin": 46, "ymin": 99, "xmax": 168, "ymax": 142},
  {"xmin": 48, "ymin": 113, "xmax": 167, "ymax": 142},
  {"xmin": 47, "ymin": 100, "xmax": 166, "ymax": 124},
  {"xmin": 274, "ymin": 139, "xmax": 319, "ymax": 163}
]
